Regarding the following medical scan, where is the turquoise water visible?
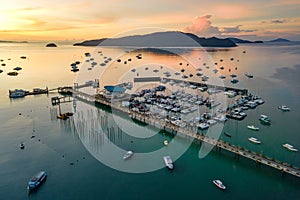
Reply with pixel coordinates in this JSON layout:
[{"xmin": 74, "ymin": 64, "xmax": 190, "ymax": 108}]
[{"xmin": 0, "ymin": 42, "xmax": 300, "ymax": 199}]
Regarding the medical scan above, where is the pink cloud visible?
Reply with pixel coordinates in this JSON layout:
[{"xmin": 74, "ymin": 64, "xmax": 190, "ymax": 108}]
[{"xmin": 184, "ymin": 15, "xmax": 220, "ymax": 37}]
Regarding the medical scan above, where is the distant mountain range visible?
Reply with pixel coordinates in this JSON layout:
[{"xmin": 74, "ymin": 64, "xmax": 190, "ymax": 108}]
[
  {"xmin": 74, "ymin": 31, "xmax": 237, "ymax": 47},
  {"xmin": 0, "ymin": 40, "xmax": 28, "ymax": 43},
  {"xmin": 228, "ymin": 38, "xmax": 263, "ymax": 44},
  {"xmin": 266, "ymin": 38, "xmax": 291, "ymax": 42}
]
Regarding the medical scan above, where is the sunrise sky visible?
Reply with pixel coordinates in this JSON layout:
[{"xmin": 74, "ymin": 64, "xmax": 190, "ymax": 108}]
[{"xmin": 0, "ymin": 0, "xmax": 299, "ymax": 41}]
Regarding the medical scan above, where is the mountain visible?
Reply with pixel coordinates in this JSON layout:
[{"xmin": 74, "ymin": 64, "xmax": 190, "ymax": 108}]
[
  {"xmin": 228, "ymin": 37, "xmax": 263, "ymax": 44},
  {"xmin": 73, "ymin": 31, "xmax": 237, "ymax": 47},
  {"xmin": 267, "ymin": 38, "xmax": 291, "ymax": 42}
]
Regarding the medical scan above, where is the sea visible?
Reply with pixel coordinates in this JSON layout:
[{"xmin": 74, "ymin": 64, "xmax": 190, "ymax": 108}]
[{"xmin": 0, "ymin": 41, "xmax": 300, "ymax": 200}]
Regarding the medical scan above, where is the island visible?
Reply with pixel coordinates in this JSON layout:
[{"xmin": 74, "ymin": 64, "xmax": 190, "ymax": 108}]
[
  {"xmin": 74, "ymin": 31, "xmax": 237, "ymax": 47},
  {"xmin": 46, "ymin": 43, "xmax": 57, "ymax": 47},
  {"xmin": 267, "ymin": 38, "xmax": 291, "ymax": 43}
]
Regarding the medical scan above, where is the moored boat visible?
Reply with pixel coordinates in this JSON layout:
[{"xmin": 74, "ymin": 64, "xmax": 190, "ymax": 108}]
[
  {"xmin": 282, "ymin": 144, "xmax": 298, "ymax": 152},
  {"xmin": 163, "ymin": 156, "xmax": 173, "ymax": 170},
  {"xmin": 247, "ymin": 125, "xmax": 259, "ymax": 131},
  {"xmin": 27, "ymin": 171, "xmax": 47, "ymax": 191},
  {"xmin": 123, "ymin": 151, "xmax": 134, "ymax": 160},
  {"xmin": 164, "ymin": 140, "xmax": 169, "ymax": 146},
  {"xmin": 20, "ymin": 142, "xmax": 25, "ymax": 149},
  {"xmin": 248, "ymin": 137, "xmax": 261, "ymax": 144},
  {"xmin": 212, "ymin": 180, "xmax": 226, "ymax": 190}
]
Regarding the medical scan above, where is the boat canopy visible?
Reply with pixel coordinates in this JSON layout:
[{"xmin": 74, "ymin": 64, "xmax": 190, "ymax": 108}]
[{"xmin": 104, "ymin": 85, "xmax": 126, "ymax": 93}]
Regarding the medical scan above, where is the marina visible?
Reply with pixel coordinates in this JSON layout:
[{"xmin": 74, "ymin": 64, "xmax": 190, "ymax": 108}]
[{"xmin": 53, "ymin": 84, "xmax": 300, "ymax": 178}]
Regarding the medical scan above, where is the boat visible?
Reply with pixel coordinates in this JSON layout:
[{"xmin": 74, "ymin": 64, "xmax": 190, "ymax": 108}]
[
  {"xmin": 164, "ymin": 140, "xmax": 169, "ymax": 146},
  {"xmin": 197, "ymin": 123, "xmax": 210, "ymax": 130},
  {"xmin": 9, "ymin": 89, "xmax": 27, "ymax": 98},
  {"xmin": 20, "ymin": 142, "xmax": 25, "ymax": 149},
  {"xmin": 7, "ymin": 71, "xmax": 18, "ymax": 76},
  {"xmin": 245, "ymin": 73, "xmax": 254, "ymax": 78},
  {"xmin": 278, "ymin": 105, "xmax": 290, "ymax": 111},
  {"xmin": 282, "ymin": 144, "xmax": 298, "ymax": 152},
  {"xmin": 0, "ymin": 69, "xmax": 3, "ymax": 73},
  {"xmin": 13, "ymin": 67, "xmax": 22, "ymax": 71},
  {"xmin": 248, "ymin": 137, "xmax": 261, "ymax": 144},
  {"xmin": 27, "ymin": 171, "xmax": 47, "ymax": 191},
  {"xmin": 247, "ymin": 125, "xmax": 259, "ymax": 131},
  {"xmin": 224, "ymin": 132, "xmax": 232, "ymax": 138},
  {"xmin": 231, "ymin": 79, "xmax": 239, "ymax": 84},
  {"xmin": 123, "ymin": 151, "xmax": 134, "ymax": 160},
  {"xmin": 163, "ymin": 156, "xmax": 174, "ymax": 170},
  {"xmin": 259, "ymin": 115, "xmax": 271, "ymax": 124},
  {"xmin": 212, "ymin": 180, "xmax": 226, "ymax": 190}
]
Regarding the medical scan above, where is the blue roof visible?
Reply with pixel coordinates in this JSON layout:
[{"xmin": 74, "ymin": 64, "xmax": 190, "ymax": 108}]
[{"xmin": 104, "ymin": 85, "xmax": 126, "ymax": 93}]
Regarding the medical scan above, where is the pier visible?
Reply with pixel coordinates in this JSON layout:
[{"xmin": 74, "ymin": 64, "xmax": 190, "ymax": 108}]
[{"xmin": 57, "ymin": 86, "xmax": 300, "ymax": 179}]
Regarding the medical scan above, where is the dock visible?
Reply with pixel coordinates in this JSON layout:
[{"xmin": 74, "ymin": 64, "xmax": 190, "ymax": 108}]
[{"xmin": 57, "ymin": 86, "xmax": 300, "ymax": 179}]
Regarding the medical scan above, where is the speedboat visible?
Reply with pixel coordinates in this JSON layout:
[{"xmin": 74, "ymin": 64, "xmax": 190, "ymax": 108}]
[
  {"xmin": 282, "ymin": 144, "xmax": 298, "ymax": 152},
  {"xmin": 248, "ymin": 137, "xmax": 261, "ymax": 144},
  {"xmin": 212, "ymin": 180, "xmax": 226, "ymax": 190},
  {"xmin": 123, "ymin": 151, "xmax": 134, "ymax": 160},
  {"xmin": 197, "ymin": 123, "xmax": 210, "ymax": 130},
  {"xmin": 27, "ymin": 171, "xmax": 47, "ymax": 191},
  {"xmin": 259, "ymin": 115, "xmax": 271, "ymax": 124},
  {"xmin": 163, "ymin": 156, "xmax": 174, "ymax": 170},
  {"xmin": 278, "ymin": 105, "xmax": 290, "ymax": 111},
  {"xmin": 247, "ymin": 125, "xmax": 259, "ymax": 131}
]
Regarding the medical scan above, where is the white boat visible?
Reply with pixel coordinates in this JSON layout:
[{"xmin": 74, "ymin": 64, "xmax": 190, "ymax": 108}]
[
  {"xmin": 278, "ymin": 105, "xmax": 290, "ymax": 111},
  {"xmin": 197, "ymin": 123, "xmax": 210, "ymax": 130},
  {"xmin": 163, "ymin": 156, "xmax": 174, "ymax": 170},
  {"xmin": 27, "ymin": 171, "xmax": 47, "ymax": 191},
  {"xmin": 164, "ymin": 140, "xmax": 169, "ymax": 146},
  {"xmin": 123, "ymin": 151, "xmax": 134, "ymax": 160},
  {"xmin": 283, "ymin": 144, "xmax": 298, "ymax": 152},
  {"xmin": 212, "ymin": 180, "xmax": 226, "ymax": 190},
  {"xmin": 247, "ymin": 125, "xmax": 259, "ymax": 131},
  {"xmin": 248, "ymin": 137, "xmax": 261, "ymax": 144},
  {"xmin": 259, "ymin": 115, "xmax": 271, "ymax": 124}
]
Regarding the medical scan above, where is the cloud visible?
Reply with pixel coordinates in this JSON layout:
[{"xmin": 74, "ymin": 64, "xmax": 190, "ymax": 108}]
[
  {"xmin": 221, "ymin": 25, "xmax": 256, "ymax": 33},
  {"xmin": 184, "ymin": 15, "xmax": 220, "ymax": 36}
]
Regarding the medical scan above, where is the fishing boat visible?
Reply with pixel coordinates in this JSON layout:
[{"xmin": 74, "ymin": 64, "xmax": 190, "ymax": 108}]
[
  {"xmin": 259, "ymin": 115, "xmax": 271, "ymax": 124},
  {"xmin": 247, "ymin": 125, "xmax": 259, "ymax": 131},
  {"xmin": 123, "ymin": 151, "xmax": 134, "ymax": 160},
  {"xmin": 27, "ymin": 171, "xmax": 47, "ymax": 191},
  {"xmin": 163, "ymin": 156, "xmax": 173, "ymax": 170},
  {"xmin": 248, "ymin": 137, "xmax": 261, "ymax": 144},
  {"xmin": 278, "ymin": 105, "xmax": 290, "ymax": 111},
  {"xmin": 212, "ymin": 180, "xmax": 226, "ymax": 190},
  {"xmin": 282, "ymin": 144, "xmax": 298, "ymax": 152}
]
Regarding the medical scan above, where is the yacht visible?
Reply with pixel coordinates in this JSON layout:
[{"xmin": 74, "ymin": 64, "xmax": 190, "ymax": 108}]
[
  {"xmin": 197, "ymin": 123, "xmax": 210, "ymax": 130},
  {"xmin": 259, "ymin": 115, "xmax": 271, "ymax": 124},
  {"xmin": 278, "ymin": 105, "xmax": 290, "ymax": 111},
  {"xmin": 123, "ymin": 151, "xmax": 134, "ymax": 160},
  {"xmin": 282, "ymin": 144, "xmax": 298, "ymax": 152},
  {"xmin": 212, "ymin": 180, "xmax": 226, "ymax": 190},
  {"xmin": 27, "ymin": 171, "xmax": 47, "ymax": 191},
  {"xmin": 163, "ymin": 156, "xmax": 174, "ymax": 170},
  {"xmin": 247, "ymin": 125, "xmax": 259, "ymax": 131},
  {"xmin": 248, "ymin": 137, "xmax": 261, "ymax": 144}
]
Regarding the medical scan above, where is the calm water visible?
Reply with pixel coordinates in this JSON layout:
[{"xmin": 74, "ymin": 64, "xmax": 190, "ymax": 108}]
[{"xmin": 0, "ymin": 42, "xmax": 300, "ymax": 199}]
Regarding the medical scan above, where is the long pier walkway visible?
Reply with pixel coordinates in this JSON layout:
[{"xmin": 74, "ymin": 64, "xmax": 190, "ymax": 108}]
[{"xmin": 59, "ymin": 87, "xmax": 300, "ymax": 178}]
